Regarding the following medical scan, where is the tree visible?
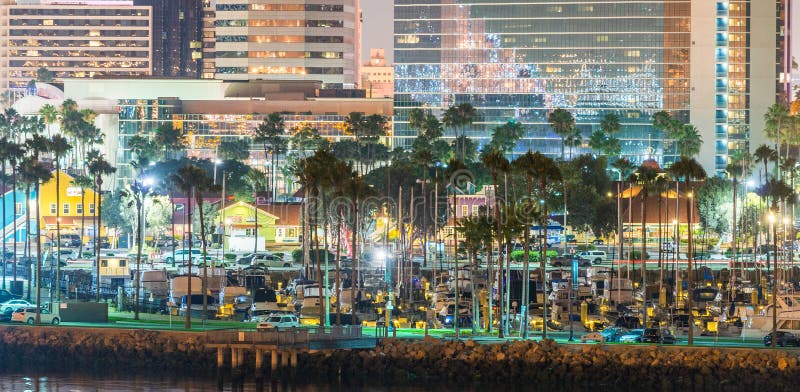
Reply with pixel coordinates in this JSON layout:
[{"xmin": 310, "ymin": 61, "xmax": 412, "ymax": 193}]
[
  {"xmin": 695, "ymin": 177, "xmax": 732, "ymax": 236},
  {"xmin": 514, "ymin": 151, "xmax": 561, "ymax": 338},
  {"xmin": 407, "ymin": 108, "xmax": 426, "ymax": 132},
  {"xmin": 121, "ymin": 181, "xmax": 150, "ymax": 320},
  {"xmin": 443, "ymin": 103, "xmax": 477, "ymax": 161},
  {"xmin": 36, "ymin": 67, "xmax": 54, "ymax": 83},
  {"xmin": 20, "ymin": 155, "xmax": 52, "ymax": 323},
  {"xmin": 668, "ymin": 156, "xmax": 707, "ymax": 346},
  {"xmin": 244, "ymin": 168, "xmax": 266, "ymax": 255},
  {"xmin": 548, "ymin": 108, "xmax": 576, "ymax": 160},
  {"xmin": 49, "ymin": 134, "xmax": 71, "ymax": 301},
  {"xmin": 754, "ymin": 144, "xmax": 778, "ymax": 185},
  {"xmin": 217, "ymin": 138, "xmax": 251, "ymax": 162},
  {"xmin": 628, "ymin": 164, "xmax": 661, "ymax": 327},
  {"xmin": 757, "ymin": 177, "xmax": 794, "ymax": 347},
  {"xmin": 38, "ymin": 104, "xmax": 59, "ymax": 135},
  {"xmin": 254, "ymin": 113, "xmax": 288, "ymax": 199},
  {"xmin": 488, "ymin": 120, "xmax": 524, "ymax": 154},
  {"xmin": 154, "ymin": 123, "xmax": 185, "ymax": 160},
  {"xmin": 87, "ymin": 153, "xmax": 116, "ymax": 302},
  {"xmin": 764, "ymin": 102, "xmax": 790, "ymax": 158},
  {"xmin": 480, "ymin": 147, "xmax": 510, "ymax": 336},
  {"xmin": 191, "ymin": 167, "xmax": 216, "ymax": 321},
  {"xmin": 455, "ymin": 211, "xmax": 493, "ymax": 334},
  {"xmin": 169, "ymin": 163, "xmax": 206, "ymax": 329},
  {"xmin": 72, "ymin": 175, "xmax": 94, "ymax": 255},
  {"xmin": 675, "ymin": 124, "xmax": 703, "ymax": 157}
]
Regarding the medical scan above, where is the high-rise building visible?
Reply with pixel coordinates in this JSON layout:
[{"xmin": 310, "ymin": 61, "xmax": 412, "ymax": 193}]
[
  {"xmin": 212, "ymin": 0, "xmax": 361, "ymax": 88},
  {"xmin": 134, "ymin": 0, "xmax": 204, "ymax": 78},
  {"xmin": 394, "ymin": 1, "xmax": 787, "ymax": 174},
  {"xmin": 0, "ymin": 0, "xmax": 152, "ymax": 91},
  {"xmin": 361, "ymin": 48, "xmax": 393, "ymax": 99}
]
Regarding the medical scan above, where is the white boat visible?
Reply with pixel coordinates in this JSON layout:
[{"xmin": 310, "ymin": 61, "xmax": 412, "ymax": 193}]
[{"xmin": 742, "ymin": 294, "xmax": 800, "ymax": 338}]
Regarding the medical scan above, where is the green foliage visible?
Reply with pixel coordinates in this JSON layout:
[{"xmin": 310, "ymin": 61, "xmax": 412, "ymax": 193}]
[
  {"xmin": 510, "ymin": 249, "xmax": 558, "ymax": 263},
  {"xmin": 217, "ymin": 138, "xmax": 251, "ymax": 161},
  {"xmin": 628, "ymin": 250, "xmax": 650, "ymax": 260},
  {"xmin": 36, "ymin": 67, "xmax": 54, "ymax": 83},
  {"xmin": 695, "ymin": 176, "xmax": 732, "ymax": 236},
  {"xmin": 292, "ymin": 249, "xmax": 303, "ymax": 264},
  {"xmin": 102, "ymin": 192, "xmax": 132, "ymax": 236}
]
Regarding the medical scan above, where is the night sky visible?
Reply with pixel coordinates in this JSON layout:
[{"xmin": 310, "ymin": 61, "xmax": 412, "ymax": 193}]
[{"xmin": 361, "ymin": 0, "xmax": 393, "ymax": 63}]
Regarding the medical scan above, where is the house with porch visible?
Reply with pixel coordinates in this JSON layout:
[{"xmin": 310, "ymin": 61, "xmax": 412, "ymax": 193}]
[
  {"xmin": 1, "ymin": 185, "xmax": 29, "ymax": 245},
  {"xmin": 215, "ymin": 201, "xmax": 278, "ymax": 252},
  {"xmin": 619, "ymin": 184, "xmax": 701, "ymax": 248}
]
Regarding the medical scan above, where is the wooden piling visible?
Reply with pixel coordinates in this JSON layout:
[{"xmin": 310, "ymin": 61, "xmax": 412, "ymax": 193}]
[
  {"xmin": 271, "ymin": 349, "xmax": 278, "ymax": 372},
  {"xmin": 255, "ymin": 348, "xmax": 263, "ymax": 370},
  {"xmin": 217, "ymin": 347, "xmax": 226, "ymax": 368}
]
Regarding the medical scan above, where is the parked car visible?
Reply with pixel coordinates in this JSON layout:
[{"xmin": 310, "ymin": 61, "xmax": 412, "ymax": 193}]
[
  {"xmin": 161, "ymin": 248, "xmax": 203, "ymax": 264},
  {"xmin": 85, "ymin": 237, "xmax": 111, "ymax": 249},
  {"xmin": 640, "ymin": 328, "xmax": 664, "ymax": 344},
  {"xmin": 592, "ymin": 239, "xmax": 605, "ymax": 245},
  {"xmin": 764, "ymin": 331, "xmax": 800, "ymax": 347},
  {"xmin": 549, "ymin": 254, "xmax": 586, "ymax": 267},
  {"xmin": 0, "ymin": 289, "xmax": 19, "ymax": 304},
  {"xmin": 252, "ymin": 254, "xmax": 291, "ymax": 268},
  {"xmin": 619, "ymin": 328, "xmax": 645, "ymax": 343},
  {"xmin": 614, "ymin": 315, "xmax": 642, "ymax": 329},
  {"xmin": 0, "ymin": 299, "xmax": 33, "ymax": 314},
  {"xmin": 581, "ymin": 331, "xmax": 605, "ymax": 343},
  {"xmin": 257, "ymin": 313, "xmax": 300, "ymax": 330},
  {"xmin": 59, "ymin": 234, "xmax": 82, "ymax": 248},
  {"xmin": 599, "ymin": 327, "xmax": 630, "ymax": 343},
  {"xmin": 577, "ymin": 251, "xmax": 606, "ymax": 264},
  {"xmin": 154, "ymin": 237, "xmax": 179, "ymax": 248},
  {"xmin": 11, "ymin": 307, "xmax": 60, "ymax": 324}
]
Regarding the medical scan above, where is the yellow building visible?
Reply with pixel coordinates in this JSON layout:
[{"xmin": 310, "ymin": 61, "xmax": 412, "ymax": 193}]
[
  {"xmin": 38, "ymin": 170, "xmax": 102, "ymax": 242},
  {"xmin": 215, "ymin": 201, "xmax": 278, "ymax": 252}
]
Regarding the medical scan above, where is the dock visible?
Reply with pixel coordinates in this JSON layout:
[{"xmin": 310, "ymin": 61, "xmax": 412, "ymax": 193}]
[{"xmin": 205, "ymin": 326, "xmax": 376, "ymax": 374}]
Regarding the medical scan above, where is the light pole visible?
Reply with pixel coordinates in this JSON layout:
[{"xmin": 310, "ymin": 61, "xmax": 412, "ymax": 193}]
[
  {"xmin": 609, "ymin": 168, "xmax": 622, "ymax": 305},
  {"xmin": 213, "ymin": 159, "xmax": 222, "ymax": 185},
  {"xmin": 768, "ymin": 211, "xmax": 777, "ymax": 347}
]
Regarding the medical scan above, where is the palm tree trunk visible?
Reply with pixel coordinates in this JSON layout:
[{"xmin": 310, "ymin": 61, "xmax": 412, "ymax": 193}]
[
  {"xmin": 322, "ymin": 197, "xmax": 331, "ymax": 327},
  {"xmin": 471, "ymin": 250, "xmax": 478, "ymax": 334},
  {"xmin": 12, "ymin": 167, "xmax": 17, "ymax": 284},
  {"xmin": 1, "ymin": 160, "xmax": 6, "ymax": 290},
  {"xmin": 25, "ymin": 184, "xmax": 31, "ymax": 301},
  {"xmin": 350, "ymin": 196, "xmax": 358, "ymax": 326},
  {"xmin": 334, "ymin": 209, "xmax": 342, "ymax": 326},
  {"xmin": 686, "ymin": 182, "xmax": 694, "ymax": 346},
  {"xmin": 94, "ymin": 182, "xmax": 101, "ymax": 301},
  {"xmin": 79, "ymin": 189, "xmax": 85, "ymax": 257},
  {"xmin": 453, "ymin": 188, "xmax": 460, "ymax": 339},
  {"xmin": 522, "ymin": 178, "xmax": 531, "ymax": 339},
  {"xmin": 199, "ymin": 197, "xmax": 208, "ymax": 322},
  {"xmin": 35, "ymin": 180, "xmax": 41, "ymax": 324},
  {"xmin": 732, "ymin": 179, "xmax": 739, "ymax": 280},
  {"xmin": 540, "ymin": 180, "xmax": 549, "ymax": 340},
  {"xmin": 314, "ymin": 191, "xmax": 324, "ymax": 327},
  {"xmin": 641, "ymin": 189, "xmax": 647, "ymax": 327},
  {"xmin": 494, "ymin": 173, "xmax": 504, "ymax": 338},
  {"xmin": 55, "ymin": 165, "xmax": 61, "ymax": 301},
  {"xmin": 134, "ymin": 196, "xmax": 142, "ymax": 320},
  {"xmin": 185, "ymin": 188, "xmax": 193, "ymax": 330}
]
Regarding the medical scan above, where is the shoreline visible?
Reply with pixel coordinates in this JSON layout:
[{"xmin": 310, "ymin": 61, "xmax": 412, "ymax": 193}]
[{"xmin": 2, "ymin": 325, "xmax": 799, "ymax": 390}]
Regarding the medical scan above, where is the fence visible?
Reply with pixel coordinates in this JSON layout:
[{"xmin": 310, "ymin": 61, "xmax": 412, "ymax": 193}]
[{"xmin": 207, "ymin": 329, "xmax": 310, "ymax": 346}]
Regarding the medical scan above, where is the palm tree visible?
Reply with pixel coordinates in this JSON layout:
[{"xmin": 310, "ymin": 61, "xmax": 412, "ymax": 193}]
[
  {"xmin": 455, "ymin": 212, "xmax": 492, "ymax": 334},
  {"xmin": 72, "ymin": 175, "xmax": 94, "ymax": 256},
  {"xmin": 480, "ymin": 148, "xmax": 510, "ymax": 337},
  {"xmin": 254, "ymin": 113, "xmax": 287, "ymax": 199},
  {"xmin": 87, "ymin": 153, "xmax": 115, "ymax": 302},
  {"xmin": 122, "ymin": 181, "xmax": 147, "ymax": 320},
  {"xmin": 5, "ymin": 141, "xmax": 24, "ymax": 284},
  {"xmin": 674, "ymin": 124, "xmax": 703, "ymax": 158},
  {"xmin": 443, "ymin": 103, "xmax": 477, "ymax": 160},
  {"xmin": 49, "ymin": 134, "xmax": 71, "ymax": 301},
  {"xmin": 341, "ymin": 168, "xmax": 373, "ymax": 326},
  {"xmin": 0, "ymin": 139, "xmax": 9, "ymax": 288},
  {"xmin": 548, "ymin": 108, "xmax": 576, "ymax": 160},
  {"xmin": 758, "ymin": 177, "xmax": 794, "ymax": 347},
  {"xmin": 754, "ymin": 144, "xmax": 778, "ymax": 185},
  {"xmin": 191, "ymin": 167, "xmax": 215, "ymax": 321},
  {"xmin": 38, "ymin": 104, "xmax": 59, "ymax": 136},
  {"xmin": 668, "ymin": 156, "xmax": 707, "ymax": 346},
  {"xmin": 244, "ymin": 169, "xmax": 266, "ymax": 255},
  {"xmin": 169, "ymin": 163, "xmax": 204, "ymax": 329},
  {"xmin": 407, "ymin": 108, "xmax": 426, "ymax": 133},
  {"xmin": 726, "ymin": 159, "xmax": 745, "ymax": 279},
  {"xmin": 153, "ymin": 122, "xmax": 185, "ymax": 160},
  {"xmin": 444, "ymin": 158, "xmax": 469, "ymax": 339},
  {"xmin": 514, "ymin": 151, "xmax": 561, "ymax": 338},
  {"xmin": 764, "ymin": 102, "xmax": 790, "ymax": 157},
  {"xmin": 20, "ymin": 156, "xmax": 52, "ymax": 324},
  {"xmin": 628, "ymin": 164, "xmax": 660, "ymax": 327}
]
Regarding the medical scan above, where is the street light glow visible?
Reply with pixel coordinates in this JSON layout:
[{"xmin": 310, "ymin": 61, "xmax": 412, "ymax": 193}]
[
  {"xmin": 767, "ymin": 212, "xmax": 776, "ymax": 224},
  {"xmin": 142, "ymin": 177, "xmax": 154, "ymax": 187}
]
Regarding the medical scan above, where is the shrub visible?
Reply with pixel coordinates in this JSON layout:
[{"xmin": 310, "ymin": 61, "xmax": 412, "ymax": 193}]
[
  {"xmin": 510, "ymin": 249, "xmax": 558, "ymax": 262},
  {"xmin": 628, "ymin": 250, "xmax": 650, "ymax": 260},
  {"xmin": 292, "ymin": 249, "xmax": 303, "ymax": 263}
]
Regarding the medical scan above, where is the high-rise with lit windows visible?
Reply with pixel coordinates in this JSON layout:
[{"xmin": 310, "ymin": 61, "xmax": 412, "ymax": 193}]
[
  {"xmin": 394, "ymin": 0, "xmax": 787, "ymax": 174},
  {"xmin": 0, "ymin": 0, "xmax": 152, "ymax": 92},
  {"xmin": 213, "ymin": 0, "xmax": 361, "ymax": 88}
]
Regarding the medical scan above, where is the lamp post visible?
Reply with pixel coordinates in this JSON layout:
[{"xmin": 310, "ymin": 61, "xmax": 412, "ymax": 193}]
[
  {"xmin": 609, "ymin": 168, "xmax": 622, "ymax": 305},
  {"xmin": 768, "ymin": 211, "xmax": 777, "ymax": 347},
  {"xmin": 213, "ymin": 159, "xmax": 222, "ymax": 185}
]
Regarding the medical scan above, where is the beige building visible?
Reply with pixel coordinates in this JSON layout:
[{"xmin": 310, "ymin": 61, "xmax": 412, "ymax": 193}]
[
  {"xmin": 360, "ymin": 48, "xmax": 393, "ymax": 99},
  {"xmin": 212, "ymin": 0, "xmax": 361, "ymax": 88},
  {"xmin": 0, "ymin": 0, "xmax": 152, "ymax": 93}
]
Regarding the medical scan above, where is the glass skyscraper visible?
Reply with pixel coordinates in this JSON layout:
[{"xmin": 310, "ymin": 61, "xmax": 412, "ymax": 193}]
[{"xmin": 394, "ymin": 0, "xmax": 785, "ymax": 173}]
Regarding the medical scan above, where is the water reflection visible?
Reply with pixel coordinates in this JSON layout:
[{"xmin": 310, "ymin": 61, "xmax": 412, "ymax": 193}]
[{"xmin": 0, "ymin": 374, "xmax": 440, "ymax": 392}]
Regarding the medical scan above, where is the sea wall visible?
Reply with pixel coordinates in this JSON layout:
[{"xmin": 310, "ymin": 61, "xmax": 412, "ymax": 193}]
[{"xmin": 1, "ymin": 325, "xmax": 800, "ymax": 390}]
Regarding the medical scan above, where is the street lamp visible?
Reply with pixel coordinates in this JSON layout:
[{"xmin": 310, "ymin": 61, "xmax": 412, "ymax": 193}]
[{"xmin": 213, "ymin": 159, "xmax": 222, "ymax": 185}]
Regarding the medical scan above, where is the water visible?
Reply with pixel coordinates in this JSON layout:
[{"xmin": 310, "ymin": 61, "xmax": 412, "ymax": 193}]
[{"xmin": 0, "ymin": 374, "xmax": 443, "ymax": 392}]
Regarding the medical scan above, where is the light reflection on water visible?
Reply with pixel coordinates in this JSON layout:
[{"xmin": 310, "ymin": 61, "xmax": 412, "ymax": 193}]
[{"xmin": 0, "ymin": 374, "xmax": 439, "ymax": 392}]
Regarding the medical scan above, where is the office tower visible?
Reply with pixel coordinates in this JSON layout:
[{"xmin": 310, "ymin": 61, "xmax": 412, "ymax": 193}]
[
  {"xmin": 213, "ymin": 0, "xmax": 361, "ymax": 88},
  {"xmin": 361, "ymin": 48, "xmax": 393, "ymax": 98},
  {"xmin": 394, "ymin": 1, "xmax": 787, "ymax": 174},
  {"xmin": 0, "ymin": 0, "xmax": 152, "ymax": 91},
  {"xmin": 134, "ymin": 0, "xmax": 204, "ymax": 78}
]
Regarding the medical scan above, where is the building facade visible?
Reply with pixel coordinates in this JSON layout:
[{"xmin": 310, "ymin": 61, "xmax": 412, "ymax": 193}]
[
  {"xmin": 134, "ymin": 0, "xmax": 204, "ymax": 78},
  {"xmin": 361, "ymin": 48, "xmax": 393, "ymax": 99},
  {"xmin": 0, "ymin": 0, "xmax": 152, "ymax": 92},
  {"xmin": 212, "ymin": 0, "xmax": 361, "ymax": 88},
  {"xmin": 394, "ymin": 0, "xmax": 786, "ymax": 175}
]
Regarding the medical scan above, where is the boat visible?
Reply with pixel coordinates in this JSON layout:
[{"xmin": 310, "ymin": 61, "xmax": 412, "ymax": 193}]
[{"xmin": 741, "ymin": 293, "xmax": 800, "ymax": 338}]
